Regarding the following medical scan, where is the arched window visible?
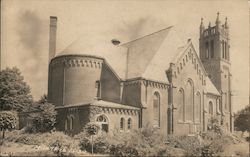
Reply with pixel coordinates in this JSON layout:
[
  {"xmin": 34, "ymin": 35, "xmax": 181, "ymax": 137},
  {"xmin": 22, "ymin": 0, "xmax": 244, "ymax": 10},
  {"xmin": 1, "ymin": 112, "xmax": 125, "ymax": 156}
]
[
  {"xmin": 195, "ymin": 92, "xmax": 201, "ymax": 122},
  {"xmin": 205, "ymin": 42, "xmax": 209, "ymax": 58},
  {"xmin": 178, "ymin": 89, "xmax": 185, "ymax": 121},
  {"xmin": 120, "ymin": 118, "xmax": 125, "ymax": 130},
  {"xmin": 128, "ymin": 118, "xmax": 132, "ymax": 130},
  {"xmin": 96, "ymin": 115, "xmax": 109, "ymax": 132},
  {"xmin": 186, "ymin": 80, "xmax": 194, "ymax": 121},
  {"xmin": 210, "ymin": 40, "xmax": 214, "ymax": 58},
  {"xmin": 209, "ymin": 101, "xmax": 213, "ymax": 115},
  {"xmin": 153, "ymin": 92, "xmax": 160, "ymax": 127},
  {"xmin": 65, "ymin": 119, "xmax": 68, "ymax": 131},
  {"xmin": 70, "ymin": 116, "xmax": 74, "ymax": 130},
  {"xmin": 95, "ymin": 80, "xmax": 101, "ymax": 98}
]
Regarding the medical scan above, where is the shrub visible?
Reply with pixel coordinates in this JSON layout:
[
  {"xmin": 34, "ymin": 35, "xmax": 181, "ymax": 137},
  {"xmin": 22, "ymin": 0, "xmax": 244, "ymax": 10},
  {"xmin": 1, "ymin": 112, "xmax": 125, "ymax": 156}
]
[
  {"xmin": 166, "ymin": 135, "xmax": 202, "ymax": 156},
  {"xmin": 0, "ymin": 111, "xmax": 18, "ymax": 140},
  {"xmin": 28, "ymin": 103, "xmax": 57, "ymax": 133}
]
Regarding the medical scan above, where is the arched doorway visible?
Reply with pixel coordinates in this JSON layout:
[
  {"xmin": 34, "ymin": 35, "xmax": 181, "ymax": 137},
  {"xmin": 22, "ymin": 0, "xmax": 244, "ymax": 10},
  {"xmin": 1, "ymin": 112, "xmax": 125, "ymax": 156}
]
[{"xmin": 96, "ymin": 115, "xmax": 109, "ymax": 132}]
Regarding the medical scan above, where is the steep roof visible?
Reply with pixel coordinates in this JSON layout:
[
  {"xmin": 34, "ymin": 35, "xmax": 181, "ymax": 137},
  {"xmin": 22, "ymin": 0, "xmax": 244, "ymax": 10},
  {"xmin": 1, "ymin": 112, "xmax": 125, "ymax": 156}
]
[
  {"xmin": 122, "ymin": 26, "xmax": 184, "ymax": 83},
  {"xmin": 205, "ymin": 78, "xmax": 220, "ymax": 95}
]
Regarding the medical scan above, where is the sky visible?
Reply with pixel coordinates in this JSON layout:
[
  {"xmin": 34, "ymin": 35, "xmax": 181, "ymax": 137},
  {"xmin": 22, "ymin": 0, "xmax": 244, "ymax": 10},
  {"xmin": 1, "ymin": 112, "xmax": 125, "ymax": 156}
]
[{"xmin": 1, "ymin": 0, "xmax": 249, "ymax": 112}]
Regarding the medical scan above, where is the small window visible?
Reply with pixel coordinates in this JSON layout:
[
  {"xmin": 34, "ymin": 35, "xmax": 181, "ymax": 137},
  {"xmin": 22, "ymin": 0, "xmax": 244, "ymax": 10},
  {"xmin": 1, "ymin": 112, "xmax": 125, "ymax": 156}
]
[
  {"xmin": 183, "ymin": 59, "xmax": 185, "ymax": 65},
  {"xmin": 209, "ymin": 101, "xmax": 213, "ymax": 115},
  {"xmin": 120, "ymin": 118, "xmax": 125, "ymax": 130},
  {"xmin": 95, "ymin": 80, "xmax": 101, "ymax": 98},
  {"xmin": 128, "ymin": 118, "xmax": 132, "ymax": 130},
  {"xmin": 70, "ymin": 117, "xmax": 74, "ymax": 130},
  {"xmin": 180, "ymin": 63, "xmax": 183, "ymax": 69},
  {"xmin": 186, "ymin": 55, "xmax": 188, "ymax": 61}
]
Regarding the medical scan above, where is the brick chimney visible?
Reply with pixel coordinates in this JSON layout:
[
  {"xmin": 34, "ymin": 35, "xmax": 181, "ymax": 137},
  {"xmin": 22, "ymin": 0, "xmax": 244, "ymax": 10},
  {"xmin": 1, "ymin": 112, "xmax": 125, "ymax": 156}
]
[{"xmin": 49, "ymin": 16, "xmax": 57, "ymax": 62}]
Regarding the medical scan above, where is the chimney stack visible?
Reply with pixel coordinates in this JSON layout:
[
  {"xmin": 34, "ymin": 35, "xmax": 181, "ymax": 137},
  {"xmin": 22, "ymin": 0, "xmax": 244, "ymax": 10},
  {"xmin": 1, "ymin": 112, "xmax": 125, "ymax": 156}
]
[{"xmin": 49, "ymin": 16, "xmax": 57, "ymax": 62}]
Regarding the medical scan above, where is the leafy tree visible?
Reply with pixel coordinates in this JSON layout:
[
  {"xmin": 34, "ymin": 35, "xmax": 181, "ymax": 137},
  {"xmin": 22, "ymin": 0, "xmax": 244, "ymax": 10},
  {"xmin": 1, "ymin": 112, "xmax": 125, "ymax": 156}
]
[
  {"xmin": 234, "ymin": 105, "xmax": 250, "ymax": 134},
  {"xmin": 84, "ymin": 122, "xmax": 100, "ymax": 154},
  {"xmin": 38, "ymin": 94, "xmax": 48, "ymax": 104},
  {"xmin": 0, "ymin": 67, "xmax": 33, "ymax": 111},
  {"xmin": 28, "ymin": 102, "xmax": 57, "ymax": 133},
  {"xmin": 0, "ymin": 111, "xmax": 17, "ymax": 139}
]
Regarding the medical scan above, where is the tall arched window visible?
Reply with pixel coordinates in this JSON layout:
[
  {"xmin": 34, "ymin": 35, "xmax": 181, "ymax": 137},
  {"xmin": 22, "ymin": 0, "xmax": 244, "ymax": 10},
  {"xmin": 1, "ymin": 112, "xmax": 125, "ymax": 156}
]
[
  {"xmin": 205, "ymin": 42, "xmax": 209, "ymax": 58},
  {"xmin": 65, "ymin": 119, "xmax": 68, "ymax": 131},
  {"xmin": 178, "ymin": 89, "xmax": 185, "ymax": 121},
  {"xmin": 95, "ymin": 80, "xmax": 101, "ymax": 98},
  {"xmin": 209, "ymin": 101, "xmax": 213, "ymax": 115},
  {"xmin": 153, "ymin": 92, "xmax": 160, "ymax": 127},
  {"xmin": 120, "ymin": 118, "xmax": 125, "ymax": 130},
  {"xmin": 70, "ymin": 116, "xmax": 74, "ymax": 130},
  {"xmin": 210, "ymin": 40, "xmax": 214, "ymax": 58},
  {"xmin": 128, "ymin": 118, "xmax": 132, "ymax": 130},
  {"xmin": 195, "ymin": 92, "xmax": 201, "ymax": 122},
  {"xmin": 186, "ymin": 80, "xmax": 194, "ymax": 121},
  {"xmin": 96, "ymin": 115, "xmax": 109, "ymax": 132}
]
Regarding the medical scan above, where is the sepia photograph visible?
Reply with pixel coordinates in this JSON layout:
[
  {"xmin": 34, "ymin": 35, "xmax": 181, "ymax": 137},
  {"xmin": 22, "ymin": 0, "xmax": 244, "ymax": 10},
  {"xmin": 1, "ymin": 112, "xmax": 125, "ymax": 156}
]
[{"xmin": 0, "ymin": 0, "xmax": 249, "ymax": 156}]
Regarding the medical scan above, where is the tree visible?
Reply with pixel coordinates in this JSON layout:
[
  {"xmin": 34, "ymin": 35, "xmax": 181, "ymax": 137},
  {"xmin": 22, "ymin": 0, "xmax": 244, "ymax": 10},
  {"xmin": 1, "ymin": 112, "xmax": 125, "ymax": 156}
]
[
  {"xmin": 0, "ymin": 67, "xmax": 33, "ymax": 111},
  {"xmin": 29, "ymin": 102, "xmax": 57, "ymax": 133},
  {"xmin": 234, "ymin": 105, "xmax": 250, "ymax": 135},
  {"xmin": 0, "ymin": 111, "xmax": 17, "ymax": 139},
  {"xmin": 84, "ymin": 122, "xmax": 100, "ymax": 154}
]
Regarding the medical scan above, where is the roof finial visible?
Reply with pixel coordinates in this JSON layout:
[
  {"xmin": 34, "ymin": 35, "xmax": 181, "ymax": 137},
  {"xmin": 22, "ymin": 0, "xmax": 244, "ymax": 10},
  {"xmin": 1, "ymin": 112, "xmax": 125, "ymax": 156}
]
[
  {"xmin": 216, "ymin": 12, "xmax": 220, "ymax": 24},
  {"xmin": 200, "ymin": 18, "xmax": 204, "ymax": 28},
  {"xmin": 208, "ymin": 21, "xmax": 211, "ymax": 27},
  {"xmin": 225, "ymin": 17, "xmax": 229, "ymax": 28}
]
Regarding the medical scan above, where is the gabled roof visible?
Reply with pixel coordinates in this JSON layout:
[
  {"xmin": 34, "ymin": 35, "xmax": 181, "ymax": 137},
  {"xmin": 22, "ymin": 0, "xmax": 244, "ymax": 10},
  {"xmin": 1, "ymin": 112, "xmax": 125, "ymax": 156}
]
[
  {"xmin": 122, "ymin": 26, "xmax": 184, "ymax": 83},
  {"xmin": 205, "ymin": 78, "xmax": 220, "ymax": 95}
]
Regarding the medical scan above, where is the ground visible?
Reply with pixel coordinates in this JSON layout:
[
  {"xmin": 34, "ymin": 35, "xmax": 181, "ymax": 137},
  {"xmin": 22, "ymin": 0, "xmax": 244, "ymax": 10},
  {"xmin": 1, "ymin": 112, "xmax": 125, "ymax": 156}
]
[{"xmin": 0, "ymin": 130, "xmax": 249, "ymax": 156}]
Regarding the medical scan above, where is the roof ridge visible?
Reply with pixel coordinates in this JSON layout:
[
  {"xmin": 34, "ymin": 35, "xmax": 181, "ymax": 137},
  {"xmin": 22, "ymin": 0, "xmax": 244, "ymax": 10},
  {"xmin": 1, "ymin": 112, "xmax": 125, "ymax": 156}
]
[{"xmin": 121, "ymin": 25, "xmax": 173, "ymax": 46}]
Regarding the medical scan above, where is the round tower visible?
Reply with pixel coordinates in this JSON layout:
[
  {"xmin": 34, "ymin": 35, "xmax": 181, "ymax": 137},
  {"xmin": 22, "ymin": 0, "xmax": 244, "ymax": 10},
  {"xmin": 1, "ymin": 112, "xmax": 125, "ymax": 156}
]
[{"xmin": 48, "ymin": 54, "xmax": 104, "ymax": 106}]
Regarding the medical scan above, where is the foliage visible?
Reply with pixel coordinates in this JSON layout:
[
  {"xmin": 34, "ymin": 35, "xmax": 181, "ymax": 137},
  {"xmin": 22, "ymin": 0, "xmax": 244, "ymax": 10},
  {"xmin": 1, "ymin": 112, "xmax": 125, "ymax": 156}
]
[
  {"xmin": 234, "ymin": 105, "xmax": 250, "ymax": 133},
  {"xmin": 207, "ymin": 116, "xmax": 224, "ymax": 135},
  {"xmin": 0, "ymin": 111, "xmax": 18, "ymax": 139},
  {"xmin": 84, "ymin": 122, "xmax": 100, "ymax": 136},
  {"xmin": 28, "ymin": 103, "xmax": 57, "ymax": 133},
  {"xmin": 78, "ymin": 125, "xmax": 168, "ymax": 156},
  {"xmin": 0, "ymin": 67, "xmax": 33, "ymax": 111},
  {"xmin": 37, "ymin": 94, "xmax": 48, "ymax": 104},
  {"xmin": 165, "ymin": 135, "xmax": 202, "ymax": 156}
]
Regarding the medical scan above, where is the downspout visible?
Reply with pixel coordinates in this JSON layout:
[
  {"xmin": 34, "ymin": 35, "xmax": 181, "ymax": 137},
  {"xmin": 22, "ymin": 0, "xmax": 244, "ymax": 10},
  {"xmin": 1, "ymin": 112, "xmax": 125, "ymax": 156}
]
[{"xmin": 166, "ymin": 63, "xmax": 174, "ymax": 134}]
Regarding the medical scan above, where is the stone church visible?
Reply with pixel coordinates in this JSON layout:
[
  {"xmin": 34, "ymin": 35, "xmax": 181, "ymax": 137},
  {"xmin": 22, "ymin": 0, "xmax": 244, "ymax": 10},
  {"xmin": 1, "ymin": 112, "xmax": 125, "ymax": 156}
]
[{"xmin": 48, "ymin": 13, "xmax": 233, "ymax": 136}]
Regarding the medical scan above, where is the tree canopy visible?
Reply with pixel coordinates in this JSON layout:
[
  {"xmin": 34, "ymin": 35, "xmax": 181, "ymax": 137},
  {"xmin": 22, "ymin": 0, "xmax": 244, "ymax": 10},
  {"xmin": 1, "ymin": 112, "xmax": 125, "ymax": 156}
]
[
  {"xmin": 0, "ymin": 67, "xmax": 33, "ymax": 111},
  {"xmin": 28, "ymin": 99, "xmax": 57, "ymax": 133},
  {"xmin": 0, "ymin": 111, "xmax": 17, "ymax": 138},
  {"xmin": 234, "ymin": 105, "xmax": 250, "ymax": 132}
]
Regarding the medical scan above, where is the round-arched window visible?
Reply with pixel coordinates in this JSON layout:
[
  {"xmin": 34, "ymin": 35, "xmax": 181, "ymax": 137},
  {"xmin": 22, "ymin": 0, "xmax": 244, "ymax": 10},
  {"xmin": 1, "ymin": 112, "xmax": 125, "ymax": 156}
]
[
  {"xmin": 128, "ymin": 118, "xmax": 132, "ymax": 130},
  {"xmin": 96, "ymin": 115, "xmax": 109, "ymax": 132},
  {"xmin": 209, "ymin": 101, "xmax": 213, "ymax": 115},
  {"xmin": 120, "ymin": 117, "xmax": 125, "ymax": 130},
  {"xmin": 153, "ymin": 92, "xmax": 160, "ymax": 127}
]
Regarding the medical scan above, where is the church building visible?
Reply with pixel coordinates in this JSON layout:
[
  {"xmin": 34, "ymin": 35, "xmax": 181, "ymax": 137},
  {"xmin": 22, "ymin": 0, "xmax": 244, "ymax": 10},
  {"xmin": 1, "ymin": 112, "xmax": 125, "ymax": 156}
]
[{"xmin": 48, "ymin": 13, "xmax": 234, "ymax": 136}]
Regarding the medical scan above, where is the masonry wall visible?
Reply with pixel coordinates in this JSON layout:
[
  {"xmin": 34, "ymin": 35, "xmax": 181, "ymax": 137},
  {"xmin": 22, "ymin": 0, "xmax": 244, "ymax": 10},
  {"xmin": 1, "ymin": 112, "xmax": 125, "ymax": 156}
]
[
  {"xmin": 100, "ymin": 63, "xmax": 121, "ymax": 103},
  {"xmin": 56, "ymin": 105, "xmax": 139, "ymax": 135},
  {"xmin": 172, "ymin": 46, "xmax": 206, "ymax": 135}
]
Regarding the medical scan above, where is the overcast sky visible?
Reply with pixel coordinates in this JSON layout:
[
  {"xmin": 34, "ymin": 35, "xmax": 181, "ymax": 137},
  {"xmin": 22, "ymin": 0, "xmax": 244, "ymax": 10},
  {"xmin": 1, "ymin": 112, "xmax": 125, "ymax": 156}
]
[{"xmin": 1, "ymin": 0, "xmax": 249, "ymax": 112}]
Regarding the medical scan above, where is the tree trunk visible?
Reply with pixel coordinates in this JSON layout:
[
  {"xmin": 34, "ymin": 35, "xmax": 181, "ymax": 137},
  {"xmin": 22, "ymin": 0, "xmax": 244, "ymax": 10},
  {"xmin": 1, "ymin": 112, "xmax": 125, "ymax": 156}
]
[
  {"xmin": 91, "ymin": 135, "xmax": 93, "ymax": 154},
  {"xmin": 2, "ymin": 129, "xmax": 5, "ymax": 139}
]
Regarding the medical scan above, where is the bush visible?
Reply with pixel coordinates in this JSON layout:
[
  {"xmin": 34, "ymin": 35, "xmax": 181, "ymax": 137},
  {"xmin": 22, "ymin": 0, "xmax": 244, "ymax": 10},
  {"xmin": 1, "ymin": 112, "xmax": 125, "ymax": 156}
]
[
  {"xmin": 77, "ymin": 126, "xmax": 168, "ymax": 156},
  {"xmin": 165, "ymin": 135, "xmax": 202, "ymax": 156}
]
